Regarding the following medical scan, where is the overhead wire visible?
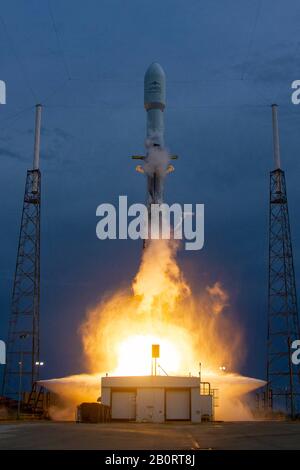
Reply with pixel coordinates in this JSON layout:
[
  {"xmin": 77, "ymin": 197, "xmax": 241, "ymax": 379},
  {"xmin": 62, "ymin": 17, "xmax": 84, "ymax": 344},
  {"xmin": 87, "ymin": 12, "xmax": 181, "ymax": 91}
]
[
  {"xmin": 47, "ymin": 0, "xmax": 72, "ymax": 81},
  {"xmin": 0, "ymin": 1, "xmax": 298, "ymax": 132},
  {"xmin": 0, "ymin": 14, "xmax": 38, "ymax": 103},
  {"xmin": 241, "ymin": 0, "xmax": 263, "ymax": 80}
]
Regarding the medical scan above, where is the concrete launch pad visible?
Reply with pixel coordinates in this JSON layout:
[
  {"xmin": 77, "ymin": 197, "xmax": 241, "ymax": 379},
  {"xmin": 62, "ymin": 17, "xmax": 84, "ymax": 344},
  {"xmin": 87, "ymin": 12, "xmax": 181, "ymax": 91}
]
[{"xmin": 1, "ymin": 421, "xmax": 300, "ymax": 450}]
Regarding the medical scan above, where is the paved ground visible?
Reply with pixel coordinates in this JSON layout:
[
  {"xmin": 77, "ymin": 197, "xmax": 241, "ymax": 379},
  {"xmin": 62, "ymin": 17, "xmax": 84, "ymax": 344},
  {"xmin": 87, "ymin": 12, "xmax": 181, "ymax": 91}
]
[{"xmin": 0, "ymin": 421, "xmax": 300, "ymax": 449}]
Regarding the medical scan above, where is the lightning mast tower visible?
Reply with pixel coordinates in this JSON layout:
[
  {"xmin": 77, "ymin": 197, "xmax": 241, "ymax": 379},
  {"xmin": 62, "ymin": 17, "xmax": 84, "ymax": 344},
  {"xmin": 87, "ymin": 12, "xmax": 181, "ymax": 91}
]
[
  {"xmin": 266, "ymin": 104, "xmax": 300, "ymax": 418},
  {"xmin": 2, "ymin": 104, "xmax": 42, "ymax": 399}
]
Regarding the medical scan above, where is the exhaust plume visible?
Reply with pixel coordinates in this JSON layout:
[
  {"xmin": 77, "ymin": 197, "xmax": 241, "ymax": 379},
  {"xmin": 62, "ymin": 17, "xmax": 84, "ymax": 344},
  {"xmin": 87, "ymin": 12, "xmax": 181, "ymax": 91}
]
[{"xmin": 41, "ymin": 240, "xmax": 265, "ymax": 421}]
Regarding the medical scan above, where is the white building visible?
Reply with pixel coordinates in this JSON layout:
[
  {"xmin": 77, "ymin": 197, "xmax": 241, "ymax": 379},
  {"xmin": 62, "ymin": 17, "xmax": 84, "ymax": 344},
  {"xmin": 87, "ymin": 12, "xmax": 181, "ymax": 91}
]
[{"xmin": 101, "ymin": 375, "xmax": 213, "ymax": 423}]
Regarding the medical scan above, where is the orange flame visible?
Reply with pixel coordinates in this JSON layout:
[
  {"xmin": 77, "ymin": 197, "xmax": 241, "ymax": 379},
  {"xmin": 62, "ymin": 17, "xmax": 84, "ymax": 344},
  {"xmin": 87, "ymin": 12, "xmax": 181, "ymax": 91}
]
[{"xmin": 81, "ymin": 239, "xmax": 244, "ymax": 378}]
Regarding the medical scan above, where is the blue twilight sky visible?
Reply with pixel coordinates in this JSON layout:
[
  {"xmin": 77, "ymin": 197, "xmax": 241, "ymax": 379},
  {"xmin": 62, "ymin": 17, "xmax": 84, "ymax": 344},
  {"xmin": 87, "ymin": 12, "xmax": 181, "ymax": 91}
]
[{"xmin": 0, "ymin": 0, "xmax": 300, "ymax": 382}]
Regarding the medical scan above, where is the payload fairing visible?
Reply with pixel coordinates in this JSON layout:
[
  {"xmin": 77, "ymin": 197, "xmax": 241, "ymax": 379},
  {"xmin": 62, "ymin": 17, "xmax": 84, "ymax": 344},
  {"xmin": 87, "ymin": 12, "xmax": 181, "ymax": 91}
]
[{"xmin": 144, "ymin": 62, "xmax": 166, "ymax": 148}]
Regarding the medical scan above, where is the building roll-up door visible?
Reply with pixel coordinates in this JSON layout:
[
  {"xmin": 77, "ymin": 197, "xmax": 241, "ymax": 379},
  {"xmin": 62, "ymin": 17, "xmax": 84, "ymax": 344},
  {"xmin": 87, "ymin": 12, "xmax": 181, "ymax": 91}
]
[
  {"xmin": 111, "ymin": 391, "xmax": 136, "ymax": 420},
  {"xmin": 165, "ymin": 389, "xmax": 190, "ymax": 420}
]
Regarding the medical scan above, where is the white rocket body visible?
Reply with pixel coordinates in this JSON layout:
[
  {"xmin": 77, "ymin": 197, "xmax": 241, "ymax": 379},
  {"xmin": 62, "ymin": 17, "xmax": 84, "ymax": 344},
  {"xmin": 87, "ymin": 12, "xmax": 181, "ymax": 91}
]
[{"xmin": 144, "ymin": 63, "xmax": 166, "ymax": 204}]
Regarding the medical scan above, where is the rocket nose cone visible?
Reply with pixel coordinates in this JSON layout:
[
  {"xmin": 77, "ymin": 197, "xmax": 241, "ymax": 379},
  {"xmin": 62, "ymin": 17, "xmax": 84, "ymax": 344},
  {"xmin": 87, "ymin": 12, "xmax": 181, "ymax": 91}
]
[
  {"xmin": 144, "ymin": 62, "xmax": 166, "ymax": 109},
  {"xmin": 144, "ymin": 62, "xmax": 165, "ymax": 82}
]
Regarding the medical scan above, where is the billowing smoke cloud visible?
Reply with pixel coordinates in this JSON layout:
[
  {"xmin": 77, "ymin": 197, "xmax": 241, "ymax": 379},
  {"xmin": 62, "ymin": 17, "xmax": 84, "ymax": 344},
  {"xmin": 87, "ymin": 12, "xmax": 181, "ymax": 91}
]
[{"xmin": 143, "ymin": 144, "xmax": 170, "ymax": 178}]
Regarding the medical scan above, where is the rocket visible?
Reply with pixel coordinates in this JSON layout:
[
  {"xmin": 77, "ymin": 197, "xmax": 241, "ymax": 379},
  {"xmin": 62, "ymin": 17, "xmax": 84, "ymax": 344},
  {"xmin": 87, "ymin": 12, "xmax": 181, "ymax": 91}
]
[{"xmin": 132, "ymin": 63, "xmax": 177, "ymax": 208}]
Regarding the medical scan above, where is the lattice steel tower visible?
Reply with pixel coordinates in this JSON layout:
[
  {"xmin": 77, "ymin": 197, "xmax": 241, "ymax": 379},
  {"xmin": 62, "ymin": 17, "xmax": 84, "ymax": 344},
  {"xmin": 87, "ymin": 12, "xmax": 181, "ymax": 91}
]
[
  {"xmin": 2, "ymin": 105, "xmax": 42, "ymax": 399},
  {"xmin": 266, "ymin": 104, "xmax": 300, "ymax": 418}
]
